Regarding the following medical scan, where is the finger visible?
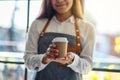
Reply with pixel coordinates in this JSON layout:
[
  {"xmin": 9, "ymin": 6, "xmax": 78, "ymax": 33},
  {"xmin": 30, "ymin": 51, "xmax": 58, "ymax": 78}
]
[
  {"xmin": 50, "ymin": 49, "xmax": 59, "ymax": 53},
  {"xmin": 53, "ymin": 58, "xmax": 63, "ymax": 63},
  {"xmin": 47, "ymin": 48, "xmax": 50, "ymax": 52},
  {"xmin": 67, "ymin": 52, "xmax": 72, "ymax": 56},
  {"xmin": 46, "ymin": 51, "xmax": 59, "ymax": 59},
  {"xmin": 49, "ymin": 49, "xmax": 59, "ymax": 55},
  {"xmin": 54, "ymin": 58, "xmax": 68, "ymax": 64},
  {"xmin": 64, "ymin": 52, "xmax": 71, "ymax": 60},
  {"xmin": 45, "ymin": 52, "xmax": 51, "ymax": 58},
  {"xmin": 65, "ymin": 56, "xmax": 69, "ymax": 61},
  {"xmin": 67, "ymin": 54, "xmax": 72, "ymax": 59},
  {"xmin": 48, "ymin": 54, "xmax": 56, "ymax": 58},
  {"xmin": 68, "ymin": 54, "xmax": 74, "ymax": 61},
  {"xmin": 49, "ymin": 44, "xmax": 56, "ymax": 48},
  {"xmin": 47, "ymin": 48, "xmax": 59, "ymax": 55}
]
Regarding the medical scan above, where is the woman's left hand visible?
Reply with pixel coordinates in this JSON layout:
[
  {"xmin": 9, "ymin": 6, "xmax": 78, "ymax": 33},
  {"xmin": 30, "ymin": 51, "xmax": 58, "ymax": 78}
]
[{"xmin": 53, "ymin": 52, "xmax": 75, "ymax": 66}]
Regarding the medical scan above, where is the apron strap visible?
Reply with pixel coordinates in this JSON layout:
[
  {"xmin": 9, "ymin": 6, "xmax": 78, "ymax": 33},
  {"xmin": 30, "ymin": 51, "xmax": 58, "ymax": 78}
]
[
  {"xmin": 40, "ymin": 18, "xmax": 51, "ymax": 37},
  {"xmin": 39, "ymin": 16, "xmax": 81, "ymax": 54},
  {"xmin": 74, "ymin": 16, "xmax": 81, "ymax": 53}
]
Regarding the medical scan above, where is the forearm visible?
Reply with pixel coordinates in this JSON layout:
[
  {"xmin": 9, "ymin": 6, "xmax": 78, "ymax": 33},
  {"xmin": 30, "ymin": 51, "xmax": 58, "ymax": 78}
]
[
  {"xmin": 24, "ymin": 53, "xmax": 48, "ymax": 72},
  {"xmin": 67, "ymin": 53, "xmax": 92, "ymax": 74}
]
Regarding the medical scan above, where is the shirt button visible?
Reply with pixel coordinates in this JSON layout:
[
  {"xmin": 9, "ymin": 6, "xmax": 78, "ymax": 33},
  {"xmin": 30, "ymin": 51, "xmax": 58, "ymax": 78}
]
[
  {"xmin": 77, "ymin": 36, "xmax": 80, "ymax": 39},
  {"xmin": 76, "ymin": 30, "xmax": 79, "ymax": 32},
  {"xmin": 77, "ymin": 43, "xmax": 80, "ymax": 46}
]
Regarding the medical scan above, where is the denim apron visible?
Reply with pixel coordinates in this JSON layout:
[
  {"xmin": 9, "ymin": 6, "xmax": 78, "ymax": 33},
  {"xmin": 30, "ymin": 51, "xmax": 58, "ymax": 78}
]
[{"xmin": 35, "ymin": 17, "xmax": 82, "ymax": 80}]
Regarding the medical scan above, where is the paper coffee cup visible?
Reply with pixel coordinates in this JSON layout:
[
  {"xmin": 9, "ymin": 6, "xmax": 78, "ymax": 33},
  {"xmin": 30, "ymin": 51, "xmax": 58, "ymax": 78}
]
[{"xmin": 52, "ymin": 37, "xmax": 68, "ymax": 58}]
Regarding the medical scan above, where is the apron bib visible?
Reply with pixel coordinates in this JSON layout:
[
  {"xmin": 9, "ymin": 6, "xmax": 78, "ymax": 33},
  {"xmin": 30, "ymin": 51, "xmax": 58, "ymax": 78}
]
[{"xmin": 35, "ymin": 16, "xmax": 82, "ymax": 80}]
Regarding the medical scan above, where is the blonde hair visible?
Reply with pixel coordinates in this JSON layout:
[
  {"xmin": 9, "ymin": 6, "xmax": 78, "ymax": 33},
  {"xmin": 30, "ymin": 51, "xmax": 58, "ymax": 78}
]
[{"xmin": 72, "ymin": 0, "xmax": 84, "ymax": 19}]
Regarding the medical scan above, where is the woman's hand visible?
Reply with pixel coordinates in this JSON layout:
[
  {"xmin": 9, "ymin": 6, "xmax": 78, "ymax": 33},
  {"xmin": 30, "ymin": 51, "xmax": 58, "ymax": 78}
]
[
  {"xmin": 53, "ymin": 52, "xmax": 75, "ymax": 66},
  {"xmin": 42, "ymin": 44, "xmax": 59, "ymax": 64}
]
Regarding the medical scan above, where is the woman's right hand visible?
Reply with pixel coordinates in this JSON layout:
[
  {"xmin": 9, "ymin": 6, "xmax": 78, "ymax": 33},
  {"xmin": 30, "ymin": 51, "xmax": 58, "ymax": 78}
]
[{"xmin": 42, "ymin": 44, "xmax": 59, "ymax": 64}]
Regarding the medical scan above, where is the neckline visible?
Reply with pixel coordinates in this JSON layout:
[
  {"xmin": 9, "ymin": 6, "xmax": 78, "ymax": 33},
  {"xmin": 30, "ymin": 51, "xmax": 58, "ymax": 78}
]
[{"xmin": 52, "ymin": 15, "xmax": 74, "ymax": 24}]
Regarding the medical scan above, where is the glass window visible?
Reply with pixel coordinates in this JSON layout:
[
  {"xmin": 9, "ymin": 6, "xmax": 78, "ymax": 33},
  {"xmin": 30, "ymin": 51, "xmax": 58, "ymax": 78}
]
[
  {"xmin": 0, "ymin": 63, "xmax": 25, "ymax": 80},
  {"xmin": 0, "ymin": 1, "xmax": 28, "ymax": 80},
  {"xmin": 29, "ymin": 0, "xmax": 42, "ymax": 25},
  {"xmin": 0, "ymin": 0, "xmax": 42, "ymax": 80},
  {"xmin": 84, "ymin": 0, "xmax": 120, "ymax": 70},
  {"xmin": 0, "ymin": 1, "xmax": 27, "ymax": 53},
  {"xmin": 1, "ymin": 0, "xmax": 120, "ymax": 80}
]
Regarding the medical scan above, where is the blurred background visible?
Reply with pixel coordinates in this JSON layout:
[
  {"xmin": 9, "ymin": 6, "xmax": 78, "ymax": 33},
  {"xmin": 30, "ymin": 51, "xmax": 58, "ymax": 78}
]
[{"xmin": 0, "ymin": 0, "xmax": 120, "ymax": 80}]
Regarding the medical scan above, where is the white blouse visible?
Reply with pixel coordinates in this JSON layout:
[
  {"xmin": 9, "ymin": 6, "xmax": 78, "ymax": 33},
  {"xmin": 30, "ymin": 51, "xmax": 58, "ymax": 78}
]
[{"xmin": 23, "ymin": 15, "xmax": 95, "ymax": 74}]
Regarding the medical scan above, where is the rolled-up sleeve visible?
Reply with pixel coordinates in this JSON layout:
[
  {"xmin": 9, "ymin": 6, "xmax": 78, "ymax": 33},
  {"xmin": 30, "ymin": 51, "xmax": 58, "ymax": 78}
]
[
  {"xmin": 67, "ymin": 23, "xmax": 95, "ymax": 74},
  {"xmin": 23, "ymin": 20, "xmax": 48, "ymax": 72}
]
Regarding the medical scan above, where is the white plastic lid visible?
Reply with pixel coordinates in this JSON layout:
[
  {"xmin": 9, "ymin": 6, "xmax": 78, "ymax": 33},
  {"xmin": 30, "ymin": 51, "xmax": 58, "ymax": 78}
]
[{"xmin": 52, "ymin": 37, "xmax": 68, "ymax": 43}]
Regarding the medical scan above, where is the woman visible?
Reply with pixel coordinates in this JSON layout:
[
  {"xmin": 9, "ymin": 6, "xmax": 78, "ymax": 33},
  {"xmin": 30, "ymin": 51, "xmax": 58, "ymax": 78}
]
[{"xmin": 24, "ymin": 0, "xmax": 95, "ymax": 80}]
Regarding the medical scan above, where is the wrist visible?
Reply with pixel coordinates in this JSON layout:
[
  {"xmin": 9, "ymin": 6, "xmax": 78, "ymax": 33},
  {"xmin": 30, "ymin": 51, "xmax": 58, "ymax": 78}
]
[
  {"xmin": 42, "ymin": 55, "xmax": 48, "ymax": 64},
  {"xmin": 67, "ymin": 61, "xmax": 73, "ymax": 65},
  {"xmin": 67, "ymin": 54, "xmax": 74, "ymax": 65}
]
